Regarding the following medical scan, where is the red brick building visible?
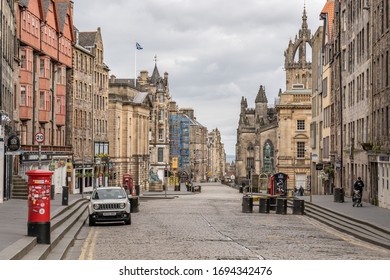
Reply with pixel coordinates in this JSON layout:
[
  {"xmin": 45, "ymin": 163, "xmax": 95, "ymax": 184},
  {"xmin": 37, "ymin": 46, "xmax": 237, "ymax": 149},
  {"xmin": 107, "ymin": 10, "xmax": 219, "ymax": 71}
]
[{"xmin": 16, "ymin": 0, "xmax": 74, "ymax": 192}]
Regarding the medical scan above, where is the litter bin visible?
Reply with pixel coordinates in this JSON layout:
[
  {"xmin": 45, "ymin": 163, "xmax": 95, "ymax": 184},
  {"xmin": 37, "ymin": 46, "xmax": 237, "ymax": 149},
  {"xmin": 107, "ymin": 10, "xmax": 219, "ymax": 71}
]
[
  {"xmin": 276, "ymin": 198, "xmax": 287, "ymax": 214},
  {"xmin": 129, "ymin": 196, "xmax": 139, "ymax": 213},
  {"xmin": 242, "ymin": 196, "xmax": 253, "ymax": 213},
  {"xmin": 259, "ymin": 197, "xmax": 270, "ymax": 213},
  {"xmin": 62, "ymin": 186, "xmax": 69, "ymax": 206},
  {"xmin": 292, "ymin": 199, "xmax": 305, "ymax": 215},
  {"xmin": 334, "ymin": 188, "xmax": 344, "ymax": 203}
]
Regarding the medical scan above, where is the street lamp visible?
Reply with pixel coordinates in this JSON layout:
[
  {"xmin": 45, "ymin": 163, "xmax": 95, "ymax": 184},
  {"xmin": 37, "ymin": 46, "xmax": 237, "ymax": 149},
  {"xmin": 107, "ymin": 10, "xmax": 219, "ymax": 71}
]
[{"xmin": 0, "ymin": 111, "xmax": 11, "ymax": 203}]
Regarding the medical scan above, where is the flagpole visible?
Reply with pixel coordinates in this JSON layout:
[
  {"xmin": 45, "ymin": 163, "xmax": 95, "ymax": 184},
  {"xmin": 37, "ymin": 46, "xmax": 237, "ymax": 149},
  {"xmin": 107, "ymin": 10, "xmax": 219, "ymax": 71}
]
[{"xmin": 134, "ymin": 44, "xmax": 137, "ymax": 88}]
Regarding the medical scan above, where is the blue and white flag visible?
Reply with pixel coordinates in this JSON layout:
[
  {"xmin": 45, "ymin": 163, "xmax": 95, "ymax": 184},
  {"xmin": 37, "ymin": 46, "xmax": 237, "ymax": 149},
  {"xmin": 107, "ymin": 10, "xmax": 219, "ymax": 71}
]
[{"xmin": 136, "ymin": 42, "xmax": 143, "ymax": 50}]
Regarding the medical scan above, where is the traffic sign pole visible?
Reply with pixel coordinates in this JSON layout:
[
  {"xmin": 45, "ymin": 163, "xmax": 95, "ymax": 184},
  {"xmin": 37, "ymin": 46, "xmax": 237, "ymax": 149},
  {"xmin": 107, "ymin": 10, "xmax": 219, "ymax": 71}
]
[
  {"xmin": 35, "ymin": 132, "xmax": 45, "ymax": 169},
  {"xmin": 38, "ymin": 143, "xmax": 42, "ymax": 169}
]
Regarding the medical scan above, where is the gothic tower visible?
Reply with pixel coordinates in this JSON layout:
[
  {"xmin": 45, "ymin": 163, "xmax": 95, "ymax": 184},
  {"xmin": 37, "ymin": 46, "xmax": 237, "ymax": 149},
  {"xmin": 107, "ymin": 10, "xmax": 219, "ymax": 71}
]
[
  {"xmin": 284, "ymin": 6, "xmax": 312, "ymax": 90},
  {"xmin": 255, "ymin": 85, "xmax": 268, "ymax": 126}
]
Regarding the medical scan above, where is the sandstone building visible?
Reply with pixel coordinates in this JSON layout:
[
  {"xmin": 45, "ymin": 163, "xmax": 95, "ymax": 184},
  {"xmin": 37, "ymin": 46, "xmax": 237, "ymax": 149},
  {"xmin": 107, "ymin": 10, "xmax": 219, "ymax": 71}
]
[
  {"xmin": 276, "ymin": 7, "xmax": 312, "ymax": 191},
  {"xmin": 69, "ymin": 27, "xmax": 110, "ymax": 194},
  {"xmin": 235, "ymin": 86, "xmax": 277, "ymax": 189},
  {"xmin": 0, "ymin": 0, "xmax": 17, "ymax": 202},
  {"xmin": 108, "ymin": 75, "xmax": 152, "ymax": 191}
]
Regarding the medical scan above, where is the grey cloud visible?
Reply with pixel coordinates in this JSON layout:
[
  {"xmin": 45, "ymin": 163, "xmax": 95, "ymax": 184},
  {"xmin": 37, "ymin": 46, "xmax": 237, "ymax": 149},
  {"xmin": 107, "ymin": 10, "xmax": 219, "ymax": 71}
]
[{"xmin": 73, "ymin": 0, "xmax": 325, "ymax": 155}]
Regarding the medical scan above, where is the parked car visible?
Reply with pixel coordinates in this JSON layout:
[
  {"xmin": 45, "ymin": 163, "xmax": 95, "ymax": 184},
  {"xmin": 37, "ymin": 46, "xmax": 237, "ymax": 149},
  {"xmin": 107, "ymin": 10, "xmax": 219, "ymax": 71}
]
[{"xmin": 87, "ymin": 186, "xmax": 131, "ymax": 226}]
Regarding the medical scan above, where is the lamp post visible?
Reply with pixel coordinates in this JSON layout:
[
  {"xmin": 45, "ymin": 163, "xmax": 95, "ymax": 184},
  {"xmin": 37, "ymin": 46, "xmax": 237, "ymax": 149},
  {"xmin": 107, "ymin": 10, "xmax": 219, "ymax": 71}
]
[
  {"xmin": 0, "ymin": 111, "xmax": 11, "ymax": 203},
  {"xmin": 0, "ymin": 112, "xmax": 5, "ymax": 203}
]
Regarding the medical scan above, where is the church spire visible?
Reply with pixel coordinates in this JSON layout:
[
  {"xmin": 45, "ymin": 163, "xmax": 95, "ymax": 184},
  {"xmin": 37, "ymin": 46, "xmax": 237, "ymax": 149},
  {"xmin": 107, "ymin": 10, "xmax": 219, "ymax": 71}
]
[
  {"xmin": 255, "ymin": 85, "xmax": 268, "ymax": 104},
  {"xmin": 302, "ymin": 3, "xmax": 308, "ymax": 31},
  {"xmin": 151, "ymin": 55, "xmax": 161, "ymax": 85}
]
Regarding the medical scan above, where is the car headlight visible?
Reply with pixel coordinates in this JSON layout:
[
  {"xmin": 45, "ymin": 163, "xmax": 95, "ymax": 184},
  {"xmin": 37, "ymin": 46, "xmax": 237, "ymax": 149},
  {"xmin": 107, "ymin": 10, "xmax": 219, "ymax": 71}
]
[
  {"xmin": 93, "ymin": 204, "xmax": 100, "ymax": 210},
  {"xmin": 119, "ymin": 203, "xmax": 125, "ymax": 209}
]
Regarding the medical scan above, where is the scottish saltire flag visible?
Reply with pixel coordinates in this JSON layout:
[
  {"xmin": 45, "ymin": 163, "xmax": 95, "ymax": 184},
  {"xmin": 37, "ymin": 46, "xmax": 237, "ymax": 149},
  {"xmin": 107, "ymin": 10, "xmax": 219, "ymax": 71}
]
[{"xmin": 136, "ymin": 42, "xmax": 143, "ymax": 50}]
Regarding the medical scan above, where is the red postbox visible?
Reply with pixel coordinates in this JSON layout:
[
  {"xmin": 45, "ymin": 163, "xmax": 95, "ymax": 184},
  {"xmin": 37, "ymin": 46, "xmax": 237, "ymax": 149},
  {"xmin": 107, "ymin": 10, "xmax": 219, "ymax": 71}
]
[
  {"xmin": 122, "ymin": 174, "xmax": 135, "ymax": 196},
  {"xmin": 26, "ymin": 170, "xmax": 53, "ymax": 244}
]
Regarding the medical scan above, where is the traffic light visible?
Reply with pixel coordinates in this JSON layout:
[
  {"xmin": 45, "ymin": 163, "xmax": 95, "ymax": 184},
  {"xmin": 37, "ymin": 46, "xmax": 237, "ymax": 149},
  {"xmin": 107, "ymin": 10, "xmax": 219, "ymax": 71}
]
[{"xmin": 164, "ymin": 169, "xmax": 168, "ymax": 177}]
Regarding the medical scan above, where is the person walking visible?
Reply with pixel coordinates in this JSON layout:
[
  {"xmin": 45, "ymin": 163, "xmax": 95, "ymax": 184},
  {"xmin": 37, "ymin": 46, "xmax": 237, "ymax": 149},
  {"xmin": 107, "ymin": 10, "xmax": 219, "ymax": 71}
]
[{"xmin": 353, "ymin": 177, "xmax": 364, "ymax": 204}]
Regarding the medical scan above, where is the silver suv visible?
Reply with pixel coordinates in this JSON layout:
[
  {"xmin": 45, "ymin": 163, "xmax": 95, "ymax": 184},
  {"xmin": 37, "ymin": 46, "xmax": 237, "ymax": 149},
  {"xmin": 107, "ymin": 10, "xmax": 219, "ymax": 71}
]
[{"xmin": 87, "ymin": 186, "xmax": 131, "ymax": 226}]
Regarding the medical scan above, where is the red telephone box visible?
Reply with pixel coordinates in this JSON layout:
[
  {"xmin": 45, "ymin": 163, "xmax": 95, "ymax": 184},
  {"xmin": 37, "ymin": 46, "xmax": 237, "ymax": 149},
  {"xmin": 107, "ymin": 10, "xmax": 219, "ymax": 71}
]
[
  {"xmin": 122, "ymin": 174, "xmax": 134, "ymax": 196},
  {"xmin": 26, "ymin": 170, "xmax": 53, "ymax": 244}
]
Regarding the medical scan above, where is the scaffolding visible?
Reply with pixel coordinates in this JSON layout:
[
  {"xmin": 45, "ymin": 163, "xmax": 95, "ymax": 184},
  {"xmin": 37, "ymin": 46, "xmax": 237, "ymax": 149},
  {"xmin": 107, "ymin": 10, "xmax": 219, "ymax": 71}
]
[{"xmin": 169, "ymin": 114, "xmax": 190, "ymax": 169}]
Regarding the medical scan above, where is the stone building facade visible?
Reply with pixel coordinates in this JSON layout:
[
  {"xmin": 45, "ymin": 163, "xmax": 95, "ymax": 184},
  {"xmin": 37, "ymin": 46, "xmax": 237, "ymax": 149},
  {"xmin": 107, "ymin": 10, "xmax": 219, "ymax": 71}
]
[
  {"xmin": 0, "ymin": 0, "xmax": 17, "ymax": 202},
  {"xmin": 276, "ymin": 7, "xmax": 312, "ymax": 191},
  {"xmin": 235, "ymin": 85, "xmax": 278, "ymax": 189},
  {"xmin": 108, "ymin": 76, "xmax": 152, "ymax": 192},
  {"xmin": 180, "ymin": 108, "xmax": 208, "ymax": 183},
  {"xmin": 310, "ymin": 24, "xmax": 325, "ymax": 195},
  {"xmin": 137, "ymin": 63, "xmax": 171, "ymax": 182},
  {"xmin": 69, "ymin": 27, "xmax": 97, "ymax": 194},
  {"xmin": 76, "ymin": 27, "xmax": 110, "ymax": 188},
  {"xmin": 208, "ymin": 128, "xmax": 226, "ymax": 182},
  {"xmin": 370, "ymin": 0, "xmax": 390, "ymax": 208}
]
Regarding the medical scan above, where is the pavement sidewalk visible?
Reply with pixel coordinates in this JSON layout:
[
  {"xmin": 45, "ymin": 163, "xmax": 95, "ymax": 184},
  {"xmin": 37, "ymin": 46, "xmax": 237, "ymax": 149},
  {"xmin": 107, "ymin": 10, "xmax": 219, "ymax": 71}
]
[{"xmin": 0, "ymin": 192, "xmax": 84, "ymax": 255}]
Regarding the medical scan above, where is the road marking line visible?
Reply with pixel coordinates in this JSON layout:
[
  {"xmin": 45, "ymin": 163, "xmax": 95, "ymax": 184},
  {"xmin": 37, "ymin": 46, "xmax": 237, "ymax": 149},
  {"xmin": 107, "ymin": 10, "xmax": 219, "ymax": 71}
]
[
  {"xmin": 87, "ymin": 230, "xmax": 98, "ymax": 260},
  {"xmin": 79, "ymin": 227, "xmax": 94, "ymax": 260}
]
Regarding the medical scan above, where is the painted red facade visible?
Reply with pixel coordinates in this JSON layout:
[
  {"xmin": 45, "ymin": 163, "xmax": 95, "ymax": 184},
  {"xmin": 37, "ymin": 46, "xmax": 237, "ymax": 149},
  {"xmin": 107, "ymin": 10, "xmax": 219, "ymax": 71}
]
[{"xmin": 16, "ymin": 0, "xmax": 73, "ymax": 149}]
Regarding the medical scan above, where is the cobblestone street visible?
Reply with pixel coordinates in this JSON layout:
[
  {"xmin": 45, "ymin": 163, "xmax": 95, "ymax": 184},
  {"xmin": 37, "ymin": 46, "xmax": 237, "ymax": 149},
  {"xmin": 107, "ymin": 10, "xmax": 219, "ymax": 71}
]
[{"xmin": 67, "ymin": 183, "xmax": 390, "ymax": 260}]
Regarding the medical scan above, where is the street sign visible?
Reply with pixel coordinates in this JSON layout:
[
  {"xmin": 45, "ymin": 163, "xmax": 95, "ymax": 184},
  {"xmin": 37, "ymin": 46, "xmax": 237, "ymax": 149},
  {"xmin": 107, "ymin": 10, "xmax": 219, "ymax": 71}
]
[{"xmin": 35, "ymin": 132, "xmax": 45, "ymax": 143}]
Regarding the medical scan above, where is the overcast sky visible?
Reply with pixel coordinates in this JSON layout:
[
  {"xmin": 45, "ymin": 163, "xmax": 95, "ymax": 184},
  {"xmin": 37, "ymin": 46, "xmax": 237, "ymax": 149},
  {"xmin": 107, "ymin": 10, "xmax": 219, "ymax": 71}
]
[{"xmin": 73, "ymin": 0, "xmax": 326, "ymax": 157}]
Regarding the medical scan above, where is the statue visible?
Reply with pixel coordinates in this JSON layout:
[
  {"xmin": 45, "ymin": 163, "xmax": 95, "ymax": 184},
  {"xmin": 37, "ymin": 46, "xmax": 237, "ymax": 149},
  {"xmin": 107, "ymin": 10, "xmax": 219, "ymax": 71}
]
[
  {"xmin": 262, "ymin": 143, "xmax": 272, "ymax": 173},
  {"xmin": 265, "ymin": 143, "xmax": 271, "ymax": 158}
]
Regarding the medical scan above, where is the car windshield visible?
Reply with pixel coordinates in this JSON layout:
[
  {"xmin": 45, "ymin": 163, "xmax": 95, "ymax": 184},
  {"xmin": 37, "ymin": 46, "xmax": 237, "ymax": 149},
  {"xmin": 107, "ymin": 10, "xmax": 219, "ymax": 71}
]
[{"xmin": 92, "ymin": 188, "xmax": 126, "ymax": 200}]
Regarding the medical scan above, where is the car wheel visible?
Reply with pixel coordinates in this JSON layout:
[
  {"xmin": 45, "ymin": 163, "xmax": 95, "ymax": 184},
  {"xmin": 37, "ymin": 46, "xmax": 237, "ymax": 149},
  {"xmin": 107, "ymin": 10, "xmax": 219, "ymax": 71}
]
[
  {"xmin": 89, "ymin": 216, "xmax": 96, "ymax": 226},
  {"xmin": 125, "ymin": 214, "xmax": 131, "ymax": 225}
]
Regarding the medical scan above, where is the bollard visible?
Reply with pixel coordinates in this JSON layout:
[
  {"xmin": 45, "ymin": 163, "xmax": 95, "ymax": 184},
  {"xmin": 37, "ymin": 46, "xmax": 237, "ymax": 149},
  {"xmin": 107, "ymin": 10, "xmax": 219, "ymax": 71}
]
[
  {"xmin": 292, "ymin": 199, "xmax": 305, "ymax": 215},
  {"xmin": 129, "ymin": 196, "xmax": 139, "ymax": 213},
  {"xmin": 62, "ymin": 186, "xmax": 69, "ymax": 206},
  {"xmin": 269, "ymin": 196, "xmax": 277, "ymax": 211},
  {"xmin": 50, "ymin": 184, "xmax": 55, "ymax": 200},
  {"xmin": 259, "ymin": 197, "xmax": 270, "ymax": 213},
  {"xmin": 276, "ymin": 198, "xmax": 287, "ymax": 214},
  {"xmin": 242, "ymin": 196, "xmax": 253, "ymax": 213}
]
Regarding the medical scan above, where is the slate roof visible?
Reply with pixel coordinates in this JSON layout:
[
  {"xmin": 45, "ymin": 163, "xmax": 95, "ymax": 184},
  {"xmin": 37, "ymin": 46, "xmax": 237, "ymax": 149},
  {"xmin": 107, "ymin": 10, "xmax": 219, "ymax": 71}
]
[
  {"xmin": 19, "ymin": 0, "xmax": 30, "ymax": 7},
  {"xmin": 255, "ymin": 85, "xmax": 268, "ymax": 103},
  {"xmin": 133, "ymin": 92, "xmax": 149, "ymax": 104},
  {"xmin": 78, "ymin": 32, "xmax": 97, "ymax": 48},
  {"xmin": 150, "ymin": 64, "xmax": 160, "ymax": 85},
  {"xmin": 56, "ymin": 1, "xmax": 70, "ymax": 33}
]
